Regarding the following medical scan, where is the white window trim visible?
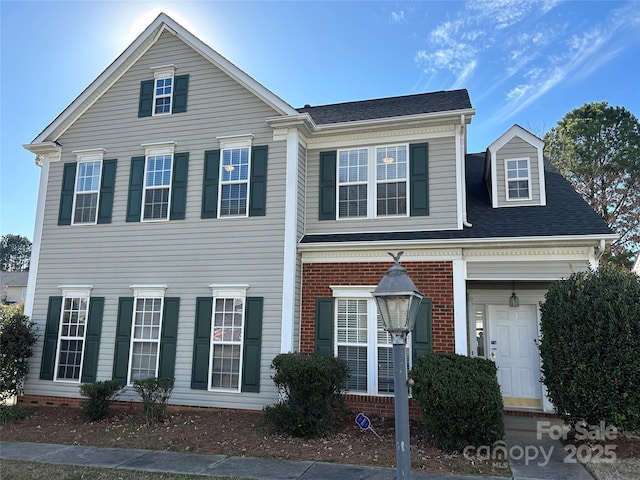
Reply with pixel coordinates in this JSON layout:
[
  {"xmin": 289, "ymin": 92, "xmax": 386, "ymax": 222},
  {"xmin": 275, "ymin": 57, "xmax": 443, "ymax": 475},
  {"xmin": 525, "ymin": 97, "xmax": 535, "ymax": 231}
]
[
  {"xmin": 127, "ymin": 285, "xmax": 167, "ymax": 385},
  {"xmin": 53, "ymin": 285, "xmax": 93, "ymax": 383},
  {"xmin": 141, "ymin": 144, "xmax": 176, "ymax": 222},
  {"xmin": 207, "ymin": 284, "xmax": 249, "ymax": 393},
  {"xmin": 336, "ymin": 143, "xmax": 410, "ymax": 220},
  {"xmin": 331, "ymin": 286, "xmax": 409, "ymax": 396},
  {"xmin": 151, "ymin": 65, "xmax": 177, "ymax": 116},
  {"xmin": 217, "ymin": 136, "xmax": 253, "ymax": 219},
  {"xmin": 71, "ymin": 149, "xmax": 106, "ymax": 226},
  {"xmin": 505, "ymin": 157, "xmax": 532, "ymax": 201}
]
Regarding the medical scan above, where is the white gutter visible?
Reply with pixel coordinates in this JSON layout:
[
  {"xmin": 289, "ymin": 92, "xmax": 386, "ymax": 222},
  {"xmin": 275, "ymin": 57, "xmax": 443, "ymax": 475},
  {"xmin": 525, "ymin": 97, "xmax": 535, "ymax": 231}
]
[{"xmin": 297, "ymin": 233, "xmax": 618, "ymax": 252}]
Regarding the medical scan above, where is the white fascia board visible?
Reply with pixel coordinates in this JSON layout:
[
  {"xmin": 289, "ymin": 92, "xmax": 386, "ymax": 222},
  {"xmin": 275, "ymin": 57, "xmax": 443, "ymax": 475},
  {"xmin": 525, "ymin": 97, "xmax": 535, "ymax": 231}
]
[
  {"xmin": 488, "ymin": 124, "xmax": 544, "ymax": 152},
  {"xmin": 297, "ymin": 233, "xmax": 618, "ymax": 252}
]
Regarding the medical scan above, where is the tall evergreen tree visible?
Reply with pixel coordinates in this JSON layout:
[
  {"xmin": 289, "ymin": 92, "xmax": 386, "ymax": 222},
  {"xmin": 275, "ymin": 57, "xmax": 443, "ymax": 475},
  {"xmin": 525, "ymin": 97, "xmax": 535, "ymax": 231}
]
[
  {"xmin": 544, "ymin": 102, "xmax": 640, "ymax": 263},
  {"xmin": 1, "ymin": 235, "xmax": 31, "ymax": 271}
]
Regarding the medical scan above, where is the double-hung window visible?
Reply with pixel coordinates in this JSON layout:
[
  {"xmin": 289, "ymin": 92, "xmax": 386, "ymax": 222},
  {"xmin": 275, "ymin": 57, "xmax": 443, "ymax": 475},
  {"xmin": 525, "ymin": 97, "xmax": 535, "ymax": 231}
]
[
  {"xmin": 337, "ymin": 144, "xmax": 408, "ymax": 219},
  {"xmin": 505, "ymin": 158, "xmax": 531, "ymax": 200},
  {"xmin": 128, "ymin": 287, "xmax": 165, "ymax": 383},
  {"xmin": 72, "ymin": 150, "xmax": 105, "ymax": 224},
  {"xmin": 143, "ymin": 144, "xmax": 174, "ymax": 221},
  {"xmin": 209, "ymin": 286, "xmax": 248, "ymax": 391},
  {"xmin": 218, "ymin": 136, "xmax": 253, "ymax": 217},
  {"xmin": 54, "ymin": 287, "xmax": 91, "ymax": 382},
  {"xmin": 333, "ymin": 288, "xmax": 410, "ymax": 395},
  {"xmin": 152, "ymin": 67, "xmax": 175, "ymax": 115}
]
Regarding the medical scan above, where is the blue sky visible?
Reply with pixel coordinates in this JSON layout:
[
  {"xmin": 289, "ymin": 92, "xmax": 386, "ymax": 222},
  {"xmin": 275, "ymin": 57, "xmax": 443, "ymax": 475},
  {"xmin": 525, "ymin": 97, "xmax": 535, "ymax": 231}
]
[{"xmin": 2, "ymin": 0, "xmax": 639, "ymax": 240}]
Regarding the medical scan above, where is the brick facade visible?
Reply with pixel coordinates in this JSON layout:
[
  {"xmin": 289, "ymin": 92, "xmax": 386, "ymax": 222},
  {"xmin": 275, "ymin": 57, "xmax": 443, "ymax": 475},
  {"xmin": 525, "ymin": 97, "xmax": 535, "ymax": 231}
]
[
  {"xmin": 300, "ymin": 260, "xmax": 455, "ymax": 418},
  {"xmin": 300, "ymin": 260, "xmax": 455, "ymax": 354}
]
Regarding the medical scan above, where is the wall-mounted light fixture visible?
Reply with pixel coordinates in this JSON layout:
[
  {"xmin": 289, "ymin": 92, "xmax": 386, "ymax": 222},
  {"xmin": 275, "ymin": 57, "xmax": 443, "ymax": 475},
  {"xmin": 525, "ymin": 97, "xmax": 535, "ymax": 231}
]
[{"xmin": 509, "ymin": 282, "xmax": 519, "ymax": 308}]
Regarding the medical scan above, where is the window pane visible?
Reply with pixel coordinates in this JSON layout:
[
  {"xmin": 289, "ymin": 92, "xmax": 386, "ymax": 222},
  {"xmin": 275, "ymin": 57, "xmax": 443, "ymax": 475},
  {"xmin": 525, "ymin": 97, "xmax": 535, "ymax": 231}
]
[
  {"xmin": 130, "ymin": 342, "xmax": 158, "ymax": 381},
  {"xmin": 376, "ymin": 146, "xmax": 407, "ymax": 181},
  {"xmin": 76, "ymin": 161, "xmax": 101, "ymax": 192},
  {"xmin": 508, "ymin": 180, "xmax": 529, "ymax": 199},
  {"xmin": 338, "ymin": 345, "xmax": 367, "ymax": 391},
  {"xmin": 143, "ymin": 188, "xmax": 169, "ymax": 220},
  {"xmin": 338, "ymin": 149, "xmax": 368, "ymax": 183},
  {"xmin": 376, "ymin": 181, "xmax": 406, "ymax": 216},
  {"xmin": 339, "ymin": 185, "xmax": 367, "ymax": 218},
  {"xmin": 222, "ymin": 148, "xmax": 249, "ymax": 181},
  {"xmin": 57, "ymin": 339, "xmax": 83, "ymax": 380},
  {"xmin": 74, "ymin": 192, "xmax": 98, "ymax": 223},
  {"xmin": 211, "ymin": 344, "xmax": 241, "ymax": 389},
  {"xmin": 220, "ymin": 184, "xmax": 248, "ymax": 216}
]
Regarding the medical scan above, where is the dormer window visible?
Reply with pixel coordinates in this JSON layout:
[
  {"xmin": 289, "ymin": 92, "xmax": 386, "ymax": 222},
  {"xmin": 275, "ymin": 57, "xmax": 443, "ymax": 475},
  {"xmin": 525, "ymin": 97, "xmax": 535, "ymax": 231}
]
[{"xmin": 505, "ymin": 158, "xmax": 531, "ymax": 201}]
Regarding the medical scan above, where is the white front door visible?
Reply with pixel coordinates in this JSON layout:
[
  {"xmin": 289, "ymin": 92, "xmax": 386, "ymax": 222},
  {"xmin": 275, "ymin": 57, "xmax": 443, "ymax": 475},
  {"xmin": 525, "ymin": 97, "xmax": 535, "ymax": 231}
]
[{"xmin": 488, "ymin": 304, "xmax": 542, "ymax": 409}]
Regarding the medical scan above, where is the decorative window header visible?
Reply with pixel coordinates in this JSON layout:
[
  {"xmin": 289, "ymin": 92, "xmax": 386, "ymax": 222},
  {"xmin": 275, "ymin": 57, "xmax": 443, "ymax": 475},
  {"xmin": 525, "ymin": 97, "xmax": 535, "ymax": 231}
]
[
  {"xmin": 58, "ymin": 285, "xmax": 93, "ymax": 297},
  {"xmin": 217, "ymin": 134, "xmax": 254, "ymax": 150},
  {"xmin": 130, "ymin": 285, "xmax": 167, "ymax": 298},
  {"xmin": 209, "ymin": 284, "xmax": 249, "ymax": 298},
  {"xmin": 330, "ymin": 286, "xmax": 376, "ymax": 298}
]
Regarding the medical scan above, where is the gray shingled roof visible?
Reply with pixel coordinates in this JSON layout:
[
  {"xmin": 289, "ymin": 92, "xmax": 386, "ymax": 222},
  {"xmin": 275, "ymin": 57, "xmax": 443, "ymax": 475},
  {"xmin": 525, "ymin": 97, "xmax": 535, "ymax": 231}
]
[
  {"xmin": 299, "ymin": 153, "xmax": 613, "ymax": 244},
  {"xmin": 297, "ymin": 89, "xmax": 472, "ymax": 125}
]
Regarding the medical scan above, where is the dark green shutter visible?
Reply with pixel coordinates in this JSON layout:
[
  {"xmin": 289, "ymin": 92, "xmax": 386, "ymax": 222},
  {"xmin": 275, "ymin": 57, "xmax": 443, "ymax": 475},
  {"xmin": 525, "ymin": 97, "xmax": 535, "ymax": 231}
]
[
  {"xmin": 172, "ymin": 74, "xmax": 189, "ymax": 113},
  {"xmin": 170, "ymin": 153, "xmax": 189, "ymax": 220},
  {"xmin": 412, "ymin": 298, "xmax": 432, "ymax": 361},
  {"xmin": 126, "ymin": 156, "xmax": 145, "ymax": 222},
  {"xmin": 138, "ymin": 79, "xmax": 154, "ymax": 117},
  {"xmin": 201, "ymin": 150, "xmax": 220, "ymax": 219},
  {"xmin": 58, "ymin": 163, "xmax": 77, "ymax": 226},
  {"xmin": 191, "ymin": 297, "xmax": 213, "ymax": 390},
  {"xmin": 113, "ymin": 297, "xmax": 134, "ymax": 384},
  {"xmin": 241, "ymin": 297, "xmax": 263, "ymax": 392},
  {"xmin": 249, "ymin": 145, "xmax": 268, "ymax": 217},
  {"xmin": 319, "ymin": 151, "xmax": 337, "ymax": 220},
  {"xmin": 314, "ymin": 298, "xmax": 334, "ymax": 357},
  {"xmin": 97, "ymin": 159, "xmax": 117, "ymax": 224},
  {"xmin": 40, "ymin": 296, "xmax": 63, "ymax": 380},
  {"xmin": 81, "ymin": 297, "xmax": 104, "ymax": 383},
  {"xmin": 158, "ymin": 297, "xmax": 180, "ymax": 379},
  {"xmin": 409, "ymin": 143, "xmax": 429, "ymax": 217}
]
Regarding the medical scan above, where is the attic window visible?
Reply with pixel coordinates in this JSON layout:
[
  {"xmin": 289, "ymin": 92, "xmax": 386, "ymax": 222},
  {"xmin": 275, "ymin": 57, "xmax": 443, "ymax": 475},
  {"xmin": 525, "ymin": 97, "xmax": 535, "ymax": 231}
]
[
  {"xmin": 505, "ymin": 158, "xmax": 531, "ymax": 201},
  {"xmin": 152, "ymin": 66, "xmax": 177, "ymax": 115}
]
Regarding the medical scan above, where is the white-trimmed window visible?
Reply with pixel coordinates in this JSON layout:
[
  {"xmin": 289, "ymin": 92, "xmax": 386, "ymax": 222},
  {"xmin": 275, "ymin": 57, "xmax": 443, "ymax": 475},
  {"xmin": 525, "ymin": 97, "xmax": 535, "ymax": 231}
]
[
  {"xmin": 129, "ymin": 286, "xmax": 166, "ymax": 383},
  {"xmin": 54, "ymin": 287, "xmax": 91, "ymax": 382},
  {"xmin": 209, "ymin": 285, "xmax": 248, "ymax": 391},
  {"xmin": 219, "ymin": 136, "xmax": 252, "ymax": 217},
  {"xmin": 72, "ymin": 150, "xmax": 104, "ymax": 224},
  {"xmin": 505, "ymin": 158, "xmax": 531, "ymax": 200},
  {"xmin": 143, "ymin": 144, "xmax": 174, "ymax": 221},
  {"xmin": 333, "ymin": 287, "xmax": 410, "ymax": 395},
  {"xmin": 152, "ymin": 67, "xmax": 176, "ymax": 115},
  {"xmin": 337, "ymin": 144, "xmax": 408, "ymax": 219}
]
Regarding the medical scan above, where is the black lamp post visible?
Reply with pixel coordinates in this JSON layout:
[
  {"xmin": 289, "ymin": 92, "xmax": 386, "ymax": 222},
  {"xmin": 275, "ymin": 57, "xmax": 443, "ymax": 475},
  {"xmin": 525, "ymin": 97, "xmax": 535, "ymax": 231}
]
[{"xmin": 372, "ymin": 252, "xmax": 424, "ymax": 480}]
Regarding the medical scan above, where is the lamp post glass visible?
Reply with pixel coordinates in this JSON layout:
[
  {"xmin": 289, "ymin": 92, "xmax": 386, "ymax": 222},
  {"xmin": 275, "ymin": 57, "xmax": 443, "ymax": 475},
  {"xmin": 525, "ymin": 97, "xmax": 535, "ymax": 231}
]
[{"xmin": 373, "ymin": 252, "xmax": 424, "ymax": 480}]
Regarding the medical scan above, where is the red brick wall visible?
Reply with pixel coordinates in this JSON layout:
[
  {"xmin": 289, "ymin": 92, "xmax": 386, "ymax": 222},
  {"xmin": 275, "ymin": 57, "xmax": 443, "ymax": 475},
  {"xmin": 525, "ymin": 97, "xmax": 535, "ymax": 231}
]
[{"xmin": 300, "ymin": 261, "xmax": 455, "ymax": 353}]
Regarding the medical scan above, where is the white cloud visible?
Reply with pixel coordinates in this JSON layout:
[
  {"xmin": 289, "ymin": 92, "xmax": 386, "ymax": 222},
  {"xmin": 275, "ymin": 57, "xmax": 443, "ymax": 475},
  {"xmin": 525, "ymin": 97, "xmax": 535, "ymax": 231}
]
[{"xmin": 390, "ymin": 10, "xmax": 405, "ymax": 23}]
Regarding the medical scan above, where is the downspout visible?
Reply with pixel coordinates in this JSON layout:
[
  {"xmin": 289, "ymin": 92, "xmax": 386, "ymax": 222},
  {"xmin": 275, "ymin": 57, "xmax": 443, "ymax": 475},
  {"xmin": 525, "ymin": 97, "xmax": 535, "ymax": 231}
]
[{"xmin": 460, "ymin": 114, "xmax": 472, "ymax": 227}]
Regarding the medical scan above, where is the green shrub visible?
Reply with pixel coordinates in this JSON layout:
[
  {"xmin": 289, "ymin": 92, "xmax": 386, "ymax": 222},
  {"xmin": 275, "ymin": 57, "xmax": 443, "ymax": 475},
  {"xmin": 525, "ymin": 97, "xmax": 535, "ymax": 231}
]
[
  {"xmin": 264, "ymin": 353, "xmax": 349, "ymax": 438},
  {"xmin": 0, "ymin": 404, "xmax": 26, "ymax": 425},
  {"xmin": 79, "ymin": 380, "xmax": 123, "ymax": 421},
  {"xmin": 132, "ymin": 377, "xmax": 174, "ymax": 424},
  {"xmin": 410, "ymin": 353, "xmax": 504, "ymax": 452},
  {"xmin": 0, "ymin": 306, "xmax": 37, "ymax": 404},
  {"xmin": 539, "ymin": 268, "xmax": 640, "ymax": 431}
]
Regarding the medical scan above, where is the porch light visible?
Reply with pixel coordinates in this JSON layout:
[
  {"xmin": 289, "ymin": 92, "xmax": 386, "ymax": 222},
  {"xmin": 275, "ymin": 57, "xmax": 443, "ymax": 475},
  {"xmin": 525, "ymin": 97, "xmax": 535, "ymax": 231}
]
[
  {"xmin": 372, "ymin": 251, "xmax": 424, "ymax": 480},
  {"xmin": 509, "ymin": 282, "xmax": 519, "ymax": 308}
]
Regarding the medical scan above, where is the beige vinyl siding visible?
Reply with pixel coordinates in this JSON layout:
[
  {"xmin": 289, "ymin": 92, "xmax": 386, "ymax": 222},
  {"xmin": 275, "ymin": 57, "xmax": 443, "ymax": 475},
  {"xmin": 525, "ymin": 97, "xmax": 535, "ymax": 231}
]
[
  {"xmin": 466, "ymin": 260, "xmax": 590, "ymax": 281},
  {"xmin": 26, "ymin": 31, "xmax": 290, "ymax": 410},
  {"xmin": 304, "ymin": 136, "xmax": 460, "ymax": 235},
  {"xmin": 494, "ymin": 136, "xmax": 541, "ymax": 207}
]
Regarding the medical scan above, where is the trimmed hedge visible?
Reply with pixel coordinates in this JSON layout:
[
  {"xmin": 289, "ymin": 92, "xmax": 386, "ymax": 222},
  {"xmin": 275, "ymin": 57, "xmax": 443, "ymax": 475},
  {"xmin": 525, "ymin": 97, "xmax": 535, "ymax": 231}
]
[
  {"xmin": 79, "ymin": 380, "xmax": 123, "ymax": 421},
  {"xmin": 539, "ymin": 268, "xmax": 640, "ymax": 431},
  {"xmin": 410, "ymin": 353, "xmax": 504, "ymax": 452},
  {"xmin": 264, "ymin": 353, "xmax": 349, "ymax": 438}
]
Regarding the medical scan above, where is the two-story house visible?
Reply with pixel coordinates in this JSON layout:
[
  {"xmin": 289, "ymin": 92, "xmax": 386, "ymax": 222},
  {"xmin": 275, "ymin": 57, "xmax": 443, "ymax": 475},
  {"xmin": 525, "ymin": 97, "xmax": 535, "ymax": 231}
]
[{"xmin": 22, "ymin": 13, "xmax": 614, "ymax": 416}]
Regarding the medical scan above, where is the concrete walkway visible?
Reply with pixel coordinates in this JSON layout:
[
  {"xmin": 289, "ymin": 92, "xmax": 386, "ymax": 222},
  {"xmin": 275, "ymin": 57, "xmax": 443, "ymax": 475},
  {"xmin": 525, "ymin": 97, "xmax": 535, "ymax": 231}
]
[{"xmin": 0, "ymin": 415, "xmax": 593, "ymax": 479}]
